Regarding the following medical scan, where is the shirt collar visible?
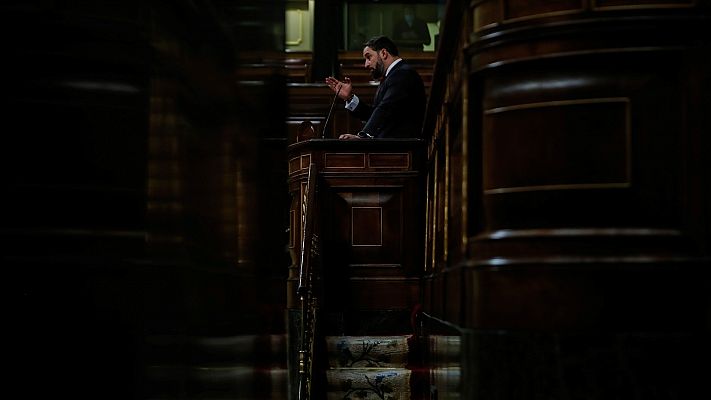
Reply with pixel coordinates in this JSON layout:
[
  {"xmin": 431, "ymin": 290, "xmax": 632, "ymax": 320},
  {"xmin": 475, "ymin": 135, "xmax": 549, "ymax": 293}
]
[{"xmin": 385, "ymin": 58, "xmax": 403, "ymax": 77}]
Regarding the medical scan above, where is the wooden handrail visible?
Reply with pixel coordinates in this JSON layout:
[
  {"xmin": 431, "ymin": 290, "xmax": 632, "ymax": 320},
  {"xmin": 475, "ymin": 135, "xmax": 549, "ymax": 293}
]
[
  {"xmin": 298, "ymin": 163, "xmax": 319, "ymax": 400},
  {"xmin": 298, "ymin": 163, "xmax": 318, "ymax": 296}
]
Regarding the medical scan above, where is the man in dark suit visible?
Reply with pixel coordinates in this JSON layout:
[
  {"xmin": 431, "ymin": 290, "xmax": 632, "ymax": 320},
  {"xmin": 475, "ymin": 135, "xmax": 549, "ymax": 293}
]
[{"xmin": 325, "ymin": 36, "xmax": 426, "ymax": 139}]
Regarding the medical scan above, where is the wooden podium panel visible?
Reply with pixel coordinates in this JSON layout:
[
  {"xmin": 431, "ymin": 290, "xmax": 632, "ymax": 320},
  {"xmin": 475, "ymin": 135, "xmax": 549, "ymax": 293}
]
[{"xmin": 287, "ymin": 139, "xmax": 425, "ymax": 311}]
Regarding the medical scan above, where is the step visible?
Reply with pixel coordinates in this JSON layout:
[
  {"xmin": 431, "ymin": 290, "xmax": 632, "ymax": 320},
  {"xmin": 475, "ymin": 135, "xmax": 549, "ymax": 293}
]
[
  {"xmin": 326, "ymin": 335, "xmax": 412, "ymax": 369},
  {"xmin": 326, "ymin": 368, "xmax": 411, "ymax": 400},
  {"xmin": 324, "ymin": 335, "xmax": 417, "ymax": 399}
]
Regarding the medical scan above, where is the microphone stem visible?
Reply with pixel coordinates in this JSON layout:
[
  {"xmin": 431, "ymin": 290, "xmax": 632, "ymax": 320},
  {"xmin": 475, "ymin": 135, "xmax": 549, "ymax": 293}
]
[{"xmin": 322, "ymin": 86, "xmax": 341, "ymax": 139}]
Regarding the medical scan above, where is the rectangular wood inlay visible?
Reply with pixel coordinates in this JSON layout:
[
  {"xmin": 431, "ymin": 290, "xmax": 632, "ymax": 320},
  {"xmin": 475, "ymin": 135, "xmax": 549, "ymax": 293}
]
[
  {"xmin": 352, "ymin": 207, "xmax": 383, "ymax": 246},
  {"xmin": 325, "ymin": 153, "xmax": 366, "ymax": 169},
  {"xmin": 483, "ymin": 98, "xmax": 630, "ymax": 194},
  {"xmin": 288, "ymin": 157, "xmax": 301, "ymax": 175},
  {"xmin": 300, "ymin": 154, "xmax": 311, "ymax": 169},
  {"xmin": 368, "ymin": 153, "xmax": 410, "ymax": 169}
]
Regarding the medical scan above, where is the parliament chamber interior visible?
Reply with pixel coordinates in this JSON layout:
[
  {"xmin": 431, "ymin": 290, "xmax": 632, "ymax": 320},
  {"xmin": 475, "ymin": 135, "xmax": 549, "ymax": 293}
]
[{"xmin": 3, "ymin": 1, "xmax": 710, "ymax": 399}]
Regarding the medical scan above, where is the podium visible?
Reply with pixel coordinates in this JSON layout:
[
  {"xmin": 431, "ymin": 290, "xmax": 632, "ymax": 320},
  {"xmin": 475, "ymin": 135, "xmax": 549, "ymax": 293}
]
[{"xmin": 286, "ymin": 139, "xmax": 426, "ymax": 312}]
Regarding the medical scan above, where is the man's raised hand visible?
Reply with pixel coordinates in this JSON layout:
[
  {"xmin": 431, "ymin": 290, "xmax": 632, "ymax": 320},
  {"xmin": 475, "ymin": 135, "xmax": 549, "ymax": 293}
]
[{"xmin": 325, "ymin": 76, "xmax": 352, "ymax": 102}]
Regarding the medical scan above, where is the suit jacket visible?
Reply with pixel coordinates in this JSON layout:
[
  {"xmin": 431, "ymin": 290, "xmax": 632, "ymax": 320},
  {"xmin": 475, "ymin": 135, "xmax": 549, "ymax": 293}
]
[{"xmin": 351, "ymin": 61, "xmax": 426, "ymax": 138}]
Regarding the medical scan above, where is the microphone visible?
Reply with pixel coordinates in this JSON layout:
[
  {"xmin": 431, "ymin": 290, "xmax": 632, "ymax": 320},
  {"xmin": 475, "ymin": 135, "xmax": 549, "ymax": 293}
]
[{"xmin": 321, "ymin": 85, "xmax": 342, "ymax": 139}]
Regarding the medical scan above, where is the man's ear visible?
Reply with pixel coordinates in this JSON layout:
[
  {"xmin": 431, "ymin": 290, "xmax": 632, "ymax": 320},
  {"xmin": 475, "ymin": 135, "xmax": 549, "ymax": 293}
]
[{"xmin": 380, "ymin": 48, "xmax": 389, "ymax": 60}]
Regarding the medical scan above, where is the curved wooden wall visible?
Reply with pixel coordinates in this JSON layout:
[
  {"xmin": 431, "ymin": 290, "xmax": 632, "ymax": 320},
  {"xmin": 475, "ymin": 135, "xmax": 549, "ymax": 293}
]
[
  {"xmin": 467, "ymin": 0, "xmax": 711, "ymax": 327},
  {"xmin": 424, "ymin": 1, "xmax": 711, "ymax": 398}
]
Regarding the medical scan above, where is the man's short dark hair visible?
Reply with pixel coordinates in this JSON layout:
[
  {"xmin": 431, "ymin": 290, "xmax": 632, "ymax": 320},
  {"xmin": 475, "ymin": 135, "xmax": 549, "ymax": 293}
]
[{"xmin": 364, "ymin": 36, "xmax": 399, "ymax": 57}]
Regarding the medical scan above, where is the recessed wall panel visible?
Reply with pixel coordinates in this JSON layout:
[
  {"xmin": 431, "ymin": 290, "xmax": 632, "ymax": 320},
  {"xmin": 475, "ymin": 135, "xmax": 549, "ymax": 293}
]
[{"xmin": 483, "ymin": 98, "xmax": 630, "ymax": 194}]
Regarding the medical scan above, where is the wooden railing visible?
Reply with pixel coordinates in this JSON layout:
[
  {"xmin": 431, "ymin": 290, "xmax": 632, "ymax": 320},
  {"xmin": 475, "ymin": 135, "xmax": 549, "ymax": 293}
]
[{"xmin": 297, "ymin": 163, "xmax": 319, "ymax": 400}]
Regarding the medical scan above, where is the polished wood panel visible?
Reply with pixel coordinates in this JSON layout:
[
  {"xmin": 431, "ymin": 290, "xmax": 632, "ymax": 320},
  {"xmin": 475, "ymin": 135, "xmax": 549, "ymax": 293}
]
[
  {"xmin": 473, "ymin": 51, "xmax": 697, "ymax": 232},
  {"xmin": 422, "ymin": 1, "xmax": 711, "ymax": 397},
  {"xmin": 483, "ymin": 98, "xmax": 630, "ymax": 193},
  {"xmin": 368, "ymin": 153, "xmax": 410, "ymax": 169},
  {"xmin": 473, "ymin": 0, "xmax": 501, "ymax": 32},
  {"xmin": 331, "ymin": 189, "xmax": 399, "ymax": 260},
  {"xmin": 324, "ymin": 153, "xmax": 366, "ymax": 169},
  {"xmin": 287, "ymin": 139, "xmax": 425, "ymax": 313},
  {"xmin": 284, "ymin": 51, "xmax": 312, "ymax": 83},
  {"xmin": 352, "ymin": 205, "xmax": 383, "ymax": 246}
]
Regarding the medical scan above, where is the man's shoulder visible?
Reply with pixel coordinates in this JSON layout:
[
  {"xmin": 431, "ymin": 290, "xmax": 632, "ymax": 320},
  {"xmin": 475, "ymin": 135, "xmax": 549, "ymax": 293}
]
[
  {"xmin": 388, "ymin": 62, "xmax": 424, "ymax": 86},
  {"xmin": 390, "ymin": 61, "xmax": 421, "ymax": 77},
  {"xmin": 393, "ymin": 60, "xmax": 413, "ymax": 70}
]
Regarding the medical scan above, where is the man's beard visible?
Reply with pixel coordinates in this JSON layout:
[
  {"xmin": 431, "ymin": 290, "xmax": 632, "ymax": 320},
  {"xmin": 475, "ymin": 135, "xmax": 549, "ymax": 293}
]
[{"xmin": 370, "ymin": 57, "xmax": 385, "ymax": 80}]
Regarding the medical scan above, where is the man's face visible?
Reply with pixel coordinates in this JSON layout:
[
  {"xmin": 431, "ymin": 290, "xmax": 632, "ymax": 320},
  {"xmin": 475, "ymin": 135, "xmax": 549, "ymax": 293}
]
[{"xmin": 363, "ymin": 46, "xmax": 385, "ymax": 80}]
